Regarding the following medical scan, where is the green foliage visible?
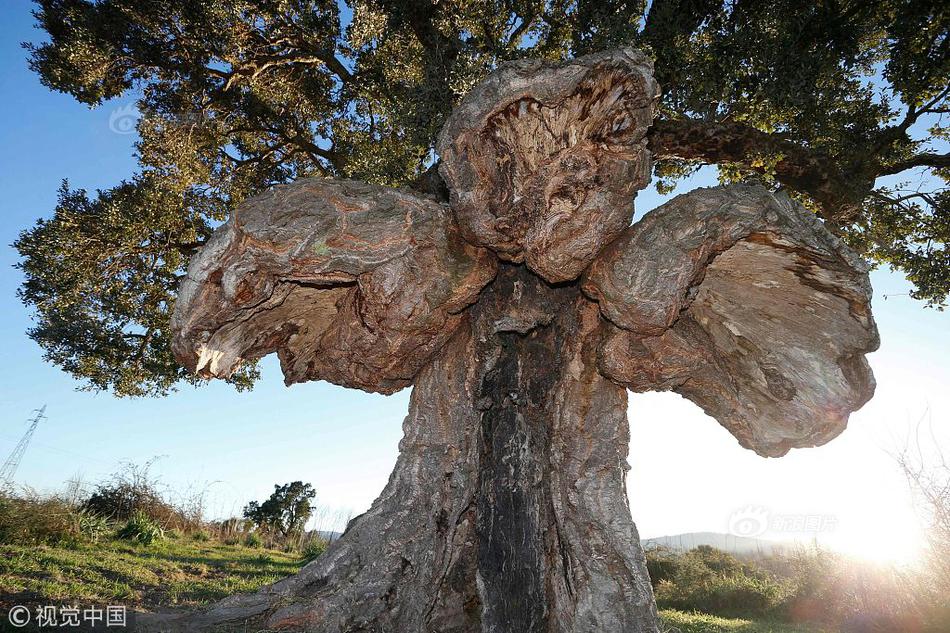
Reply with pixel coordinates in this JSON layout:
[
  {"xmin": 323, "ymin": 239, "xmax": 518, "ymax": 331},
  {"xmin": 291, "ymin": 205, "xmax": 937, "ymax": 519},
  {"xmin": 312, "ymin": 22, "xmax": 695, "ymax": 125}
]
[
  {"xmin": 301, "ymin": 535, "xmax": 327, "ymax": 561},
  {"xmin": 650, "ymin": 545, "xmax": 950, "ymax": 632},
  {"xmin": 15, "ymin": 0, "xmax": 950, "ymax": 394},
  {"xmin": 191, "ymin": 529, "xmax": 211, "ymax": 542},
  {"xmin": 75, "ymin": 508, "xmax": 111, "ymax": 543},
  {"xmin": 649, "ymin": 546, "xmax": 791, "ymax": 618},
  {"xmin": 646, "ymin": 546, "xmax": 680, "ymax": 586},
  {"xmin": 659, "ymin": 609, "xmax": 824, "ymax": 633},
  {"xmin": 13, "ymin": 179, "xmax": 258, "ymax": 396},
  {"xmin": 117, "ymin": 511, "xmax": 165, "ymax": 545},
  {"xmin": 244, "ymin": 531, "xmax": 263, "ymax": 548},
  {"xmin": 85, "ymin": 472, "xmax": 168, "ymax": 522},
  {"xmin": 243, "ymin": 481, "xmax": 316, "ymax": 539}
]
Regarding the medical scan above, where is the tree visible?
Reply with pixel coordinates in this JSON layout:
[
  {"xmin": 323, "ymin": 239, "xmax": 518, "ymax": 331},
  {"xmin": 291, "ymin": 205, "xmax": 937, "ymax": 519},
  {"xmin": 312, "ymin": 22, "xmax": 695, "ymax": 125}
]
[
  {"xmin": 14, "ymin": 0, "xmax": 949, "ymax": 396},
  {"xmin": 243, "ymin": 481, "xmax": 316, "ymax": 539},
  {"xmin": 153, "ymin": 51, "xmax": 879, "ymax": 631}
]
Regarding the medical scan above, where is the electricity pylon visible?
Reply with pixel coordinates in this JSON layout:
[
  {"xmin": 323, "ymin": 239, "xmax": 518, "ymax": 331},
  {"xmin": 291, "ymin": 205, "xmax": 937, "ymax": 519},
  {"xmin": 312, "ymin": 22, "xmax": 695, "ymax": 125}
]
[{"xmin": 0, "ymin": 405, "xmax": 46, "ymax": 488}]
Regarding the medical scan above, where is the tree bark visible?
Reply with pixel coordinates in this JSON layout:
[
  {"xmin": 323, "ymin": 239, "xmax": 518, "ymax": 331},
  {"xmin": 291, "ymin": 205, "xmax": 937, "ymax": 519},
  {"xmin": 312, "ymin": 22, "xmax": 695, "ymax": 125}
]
[
  {"xmin": 161, "ymin": 49, "xmax": 878, "ymax": 633},
  {"xmin": 148, "ymin": 265, "xmax": 658, "ymax": 632}
]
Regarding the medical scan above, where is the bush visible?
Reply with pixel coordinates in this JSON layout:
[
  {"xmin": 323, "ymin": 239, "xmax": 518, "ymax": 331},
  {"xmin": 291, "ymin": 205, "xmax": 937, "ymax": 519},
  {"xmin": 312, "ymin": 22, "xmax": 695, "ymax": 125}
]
[
  {"xmin": 191, "ymin": 529, "xmax": 211, "ymax": 542},
  {"xmin": 84, "ymin": 461, "xmax": 177, "ymax": 525},
  {"xmin": 301, "ymin": 536, "xmax": 327, "ymax": 561},
  {"xmin": 649, "ymin": 546, "xmax": 790, "ymax": 619},
  {"xmin": 645, "ymin": 546, "xmax": 679, "ymax": 586},
  {"xmin": 117, "ymin": 511, "xmax": 165, "ymax": 545},
  {"xmin": 244, "ymin": 532, "xmax": 263, "ymax": 548},
  {"xmin": 76, "ymin": 508, "xmax": 111, "ymax": 543},
  {"xmin": 0, "ymin": 492, "xmax": 109, "ymax": 547}
]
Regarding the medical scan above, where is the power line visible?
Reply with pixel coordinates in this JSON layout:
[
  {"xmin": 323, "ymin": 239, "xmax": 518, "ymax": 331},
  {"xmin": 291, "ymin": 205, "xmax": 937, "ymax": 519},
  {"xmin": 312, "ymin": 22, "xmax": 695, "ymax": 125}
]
[{"xmin": 0, "ymin": 405, "xmax": 46, "ymax": 488}]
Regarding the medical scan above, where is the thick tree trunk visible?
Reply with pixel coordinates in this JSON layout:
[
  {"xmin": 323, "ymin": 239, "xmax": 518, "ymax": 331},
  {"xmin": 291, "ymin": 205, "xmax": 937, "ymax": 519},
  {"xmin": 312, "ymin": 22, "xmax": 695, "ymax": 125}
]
[
  {"xmin": 470, "ymin": 267, "xmax": 657, "ymax": 633},
  {"xmin": 163, "ymin": 49, "xmax": 878, "ymax": 633},
  {"xmin": 150, "ymin": 265, "xmax": 658, "ymax": 632}
]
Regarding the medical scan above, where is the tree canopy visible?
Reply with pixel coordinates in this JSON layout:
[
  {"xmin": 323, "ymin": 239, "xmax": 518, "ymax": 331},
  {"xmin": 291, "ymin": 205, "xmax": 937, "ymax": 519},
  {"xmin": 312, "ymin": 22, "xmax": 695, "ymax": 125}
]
[
  {"xmin": 15, "ymin": 0, "xmax": 949, "ymax": 396},
  {"xmin": 243, "ymin": 481, "xmax": 316, "ymax": 538}
]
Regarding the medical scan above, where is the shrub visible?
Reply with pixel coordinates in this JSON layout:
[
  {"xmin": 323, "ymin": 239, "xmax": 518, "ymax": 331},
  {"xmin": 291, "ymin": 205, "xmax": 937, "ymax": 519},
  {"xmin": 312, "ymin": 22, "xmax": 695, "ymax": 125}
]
[
  {"xmin": 651, "ymin": 546, "xmax": 790, "ymax": 619},
  {"xmin": 301, "ymin": 536, "xmax": 327, "ymax": 561},
  {"xmin": 0, "ymin": 491, "xmax": 107, "ymax": 546},
  {"xmin": 645, "ymin": 547, "xmax": 679, "ymax": 587},
  {"xmin": 76, "ymin": 508, "xmax": 111, "ymax": 543},
  {"xmin": 117, "ymin": 511, "xmax": 165, "ymax": 545},
  {"xmin": 191, "ymin": 529, "xmax": 211, "ymax": 542},
  {"xmin": 245, "ymin": 532, "xmax": 263, "ymax": 548},
  {"xmin": 84, "ymin": 461, "xmax": 176, "ymax": 524}
]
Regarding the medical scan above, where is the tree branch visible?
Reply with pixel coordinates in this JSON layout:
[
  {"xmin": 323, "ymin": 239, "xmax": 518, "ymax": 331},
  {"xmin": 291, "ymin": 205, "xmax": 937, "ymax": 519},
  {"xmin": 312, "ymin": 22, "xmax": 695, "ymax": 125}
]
[
  {"xmin": 879, "ymin": 152, "xmax": 950, "ymax": 176},
  {"xmin": 647, "ymin": 118, "xmax": 872, "ymax": 222}
]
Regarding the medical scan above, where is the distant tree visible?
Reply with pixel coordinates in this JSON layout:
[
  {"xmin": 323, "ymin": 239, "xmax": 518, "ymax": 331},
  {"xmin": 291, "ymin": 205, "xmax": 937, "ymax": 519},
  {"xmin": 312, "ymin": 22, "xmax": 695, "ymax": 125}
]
[
  {"xmin": 243, "ymin": 481, "xmax": 316, "ymax": 539},
  {"xmin": 14, "ymin": 0, "xmax": 950, "ymax": 396}
]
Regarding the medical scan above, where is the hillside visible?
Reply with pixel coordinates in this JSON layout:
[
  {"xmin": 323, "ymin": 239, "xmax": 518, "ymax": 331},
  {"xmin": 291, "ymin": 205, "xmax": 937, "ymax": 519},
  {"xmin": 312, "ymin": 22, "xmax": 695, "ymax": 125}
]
[{"xmin": 643, "ymin": 532, "xmax": 792, "ymax": 556}]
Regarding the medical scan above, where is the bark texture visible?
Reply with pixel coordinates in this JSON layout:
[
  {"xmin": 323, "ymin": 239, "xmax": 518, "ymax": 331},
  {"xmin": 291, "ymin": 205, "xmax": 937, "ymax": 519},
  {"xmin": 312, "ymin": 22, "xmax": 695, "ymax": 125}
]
[
  {"xmin": 584, "ymin": 184, "xmax": 879, "ymax": 457},
  {"xmin": 158, "ymin": 266, "xmax": 658, "ymax": 633},
  {"xmin": 165, "ymin": 47, "xmax": 880, "ymax": 633},
  {"xmin": 171, "ymin": 178, "xmax": 496, "ymax": 394},
  {"xmin": 437, "ymin": 47, "xmax": 658, "ymax": 283}
]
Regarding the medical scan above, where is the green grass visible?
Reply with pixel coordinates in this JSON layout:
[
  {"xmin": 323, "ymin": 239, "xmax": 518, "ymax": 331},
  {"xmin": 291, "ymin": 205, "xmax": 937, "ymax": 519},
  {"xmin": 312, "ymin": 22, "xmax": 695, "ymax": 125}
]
[
  {"xmin": 660, "ymin": 609, "xmax": 828, "ymax": 633},
  {"xmin": 0, "ymin": 533, "xmax": 303, "ymax": 610},
  {"xmin": 0, "ymin": 537, "xmax": 830, "ymax": 633}
]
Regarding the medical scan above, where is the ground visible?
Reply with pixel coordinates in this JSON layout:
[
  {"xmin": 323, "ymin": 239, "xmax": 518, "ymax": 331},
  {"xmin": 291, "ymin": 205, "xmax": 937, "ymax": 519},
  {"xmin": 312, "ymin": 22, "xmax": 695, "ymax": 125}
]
[
  {"xmin": 661, "ymin": 610, "xmax": 830, "ymax": 633},
  {"xmin": 0, "ymin": 535, "xmax": 828, "ymax": 632},
  {"xmin": 0, "ymin": 534, "xmax": 299, "ymax": 611}
]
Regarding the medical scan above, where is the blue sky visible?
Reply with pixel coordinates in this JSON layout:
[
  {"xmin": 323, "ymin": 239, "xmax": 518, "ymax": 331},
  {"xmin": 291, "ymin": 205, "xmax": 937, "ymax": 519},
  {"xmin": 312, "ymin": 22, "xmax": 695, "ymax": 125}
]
[{"xmin": 1, "ymin": 1, "xmax": 948, "ymax": 558}]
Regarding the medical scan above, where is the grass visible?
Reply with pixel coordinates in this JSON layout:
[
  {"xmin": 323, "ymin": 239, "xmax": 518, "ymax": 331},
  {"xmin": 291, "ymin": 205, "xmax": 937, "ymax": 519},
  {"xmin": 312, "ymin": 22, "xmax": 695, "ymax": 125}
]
[
  {"xmin": 660, "ymin": 609, "xmax": 828, "ymax": 633},
  {"xmin": 0, "ymin": 532, "xmax": 302, "ymax": 611},
  {"xmin": 0, "ymin": 537, "xmax": 829, "ymax": 633}
]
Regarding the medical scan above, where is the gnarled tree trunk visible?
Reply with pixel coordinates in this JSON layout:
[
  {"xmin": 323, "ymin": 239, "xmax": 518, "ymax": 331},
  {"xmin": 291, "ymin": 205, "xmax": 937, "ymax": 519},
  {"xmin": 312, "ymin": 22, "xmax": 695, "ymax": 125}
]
[
  {"xmin": 152, "ymin": 265, "xmax": 657, "ymax": 632},
  {"xmin": 160, "ymin": 47, "xmax": 879, "ymax": 633}
]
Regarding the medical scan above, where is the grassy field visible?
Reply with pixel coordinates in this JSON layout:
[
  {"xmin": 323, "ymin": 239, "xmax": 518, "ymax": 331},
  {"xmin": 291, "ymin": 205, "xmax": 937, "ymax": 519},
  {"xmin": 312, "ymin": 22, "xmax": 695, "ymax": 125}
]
[
  {"xmin": 0, "ymin": 535, "xmax": 829, "ymax": 632},
  {"xmin": 0, "ymin": 533, "xmax": 300, "ymax": 610}
]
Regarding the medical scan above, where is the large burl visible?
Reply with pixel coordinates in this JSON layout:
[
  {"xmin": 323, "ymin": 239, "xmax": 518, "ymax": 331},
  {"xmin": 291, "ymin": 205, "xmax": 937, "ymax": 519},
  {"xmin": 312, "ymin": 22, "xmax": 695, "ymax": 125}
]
[
  {"xmin": 164, "ymin": 47, "xmax": 878, "ymax": 633},
  {"xmin": 171, "ymin": 179, "xmax": 496, "ymax": 393}
]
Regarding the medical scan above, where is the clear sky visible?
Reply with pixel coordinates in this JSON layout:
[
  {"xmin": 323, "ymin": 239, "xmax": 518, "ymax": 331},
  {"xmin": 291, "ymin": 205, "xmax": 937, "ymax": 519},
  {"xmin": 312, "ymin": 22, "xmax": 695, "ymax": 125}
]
[{"xmin": 1, "ymin": 1, "xmax": 947, "ymax": 563}]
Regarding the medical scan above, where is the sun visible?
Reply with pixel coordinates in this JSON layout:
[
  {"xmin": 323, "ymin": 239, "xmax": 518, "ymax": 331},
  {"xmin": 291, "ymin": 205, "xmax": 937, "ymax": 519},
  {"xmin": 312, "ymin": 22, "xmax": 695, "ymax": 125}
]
[{"xmin": 818, "ymin": 517, "xmax": 926, "ymax": 566}]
